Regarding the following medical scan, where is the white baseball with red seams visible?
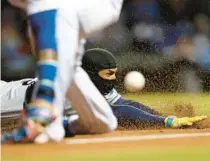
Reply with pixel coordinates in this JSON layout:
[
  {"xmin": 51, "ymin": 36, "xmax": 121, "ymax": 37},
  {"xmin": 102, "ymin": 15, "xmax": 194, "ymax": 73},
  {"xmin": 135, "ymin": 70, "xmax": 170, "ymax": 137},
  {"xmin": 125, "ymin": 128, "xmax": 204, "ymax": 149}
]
[{"xmin": 124, "ymin": 71, "xmax": 146, "ymax": 92}]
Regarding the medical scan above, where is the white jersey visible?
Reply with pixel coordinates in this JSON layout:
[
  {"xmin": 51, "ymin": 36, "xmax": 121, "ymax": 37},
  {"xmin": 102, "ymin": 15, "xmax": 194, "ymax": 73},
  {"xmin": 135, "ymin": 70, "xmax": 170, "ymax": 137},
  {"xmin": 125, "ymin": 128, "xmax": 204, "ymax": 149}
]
[
  {"xmin": 0, "ymin": 78, "xmax": 37, "ymax": 114},
  {"xmin": 27, "ymin": 0, "xmax": 64, "ymax": 15},
  {"xmin": 27, "ymin": 0, "xmax": 123, "ymax": 36}
]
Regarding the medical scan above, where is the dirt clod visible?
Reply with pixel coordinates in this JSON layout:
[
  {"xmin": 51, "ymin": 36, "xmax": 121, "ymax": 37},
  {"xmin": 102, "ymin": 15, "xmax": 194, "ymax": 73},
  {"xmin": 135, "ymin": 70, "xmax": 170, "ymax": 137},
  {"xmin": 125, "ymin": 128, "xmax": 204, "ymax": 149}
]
[
  {"xmin": 173, "ymin": 103, "xmax": 196, "ymax": 117},
  {"xmin": 162, "ymin": 102, "xmax": 196, "ymax": 117}
]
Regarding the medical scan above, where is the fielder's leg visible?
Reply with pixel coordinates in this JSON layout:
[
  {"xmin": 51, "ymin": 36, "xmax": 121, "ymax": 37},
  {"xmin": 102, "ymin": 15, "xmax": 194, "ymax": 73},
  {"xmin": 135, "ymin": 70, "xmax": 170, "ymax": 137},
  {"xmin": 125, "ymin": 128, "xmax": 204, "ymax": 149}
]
[
  {"xmin": 2, "ymin": 9, "xmax": 60, "ymax": 143},
  {"xmin": 1, "ymin": 6, "xmax": 79, "ymax": 143},
  {"xmin": 53, "ymin": 0, "xmax": 123, "ymax": 135},
  {"xmin": 34, "ymin": 7, "xmax": 80, "ymax": 142},
  {"xmin": 66, "ymin": 67, "xmax": 117, "ymax": 134},
  {"xmin": 4, "ymin": 9, "xmax": 63, "ymax": 143}
]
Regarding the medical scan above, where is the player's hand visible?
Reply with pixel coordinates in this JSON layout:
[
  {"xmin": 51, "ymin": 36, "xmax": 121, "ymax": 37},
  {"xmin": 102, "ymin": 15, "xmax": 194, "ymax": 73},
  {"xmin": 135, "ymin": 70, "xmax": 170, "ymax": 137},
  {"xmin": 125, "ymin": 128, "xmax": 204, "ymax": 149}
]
[{"xmin": 165, "ymin": 115, "xmax": 207, "ymax": 128}]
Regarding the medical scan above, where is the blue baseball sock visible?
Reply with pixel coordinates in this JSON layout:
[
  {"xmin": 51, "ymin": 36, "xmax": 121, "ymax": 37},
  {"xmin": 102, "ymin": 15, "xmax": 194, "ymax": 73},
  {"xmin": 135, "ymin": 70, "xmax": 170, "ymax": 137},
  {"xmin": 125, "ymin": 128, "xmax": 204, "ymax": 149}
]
[
  {"xmin": 37, "ymin": 61, "xmax": 57, "ymax": 103},
  {"xmin": 63, "ymin": 117, "xmax": 78, "ymax": 137},
  {"xmin": 29, "ymin": 10, "xmax": 57, "ymax": 103}
]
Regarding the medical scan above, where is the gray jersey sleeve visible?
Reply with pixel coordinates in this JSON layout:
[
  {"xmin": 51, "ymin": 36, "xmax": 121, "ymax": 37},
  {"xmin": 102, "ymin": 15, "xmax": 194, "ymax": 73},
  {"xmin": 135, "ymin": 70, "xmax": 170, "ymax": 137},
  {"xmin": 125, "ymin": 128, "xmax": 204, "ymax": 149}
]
[
  {"xmin": 104, "ymin": 88, "xmax": 121, "ymax": 104},
  {"xmin": 0, "ymin": 78, "xmax": 36, "ymax": 118}
]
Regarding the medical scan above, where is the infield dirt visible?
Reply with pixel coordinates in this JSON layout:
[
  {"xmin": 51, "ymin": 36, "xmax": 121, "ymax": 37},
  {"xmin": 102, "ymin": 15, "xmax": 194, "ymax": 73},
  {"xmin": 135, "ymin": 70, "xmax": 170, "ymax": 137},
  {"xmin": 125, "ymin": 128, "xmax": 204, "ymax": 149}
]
[{"xmin": 2, "ymin": 129, "xmax": 210, "ymax": 161}]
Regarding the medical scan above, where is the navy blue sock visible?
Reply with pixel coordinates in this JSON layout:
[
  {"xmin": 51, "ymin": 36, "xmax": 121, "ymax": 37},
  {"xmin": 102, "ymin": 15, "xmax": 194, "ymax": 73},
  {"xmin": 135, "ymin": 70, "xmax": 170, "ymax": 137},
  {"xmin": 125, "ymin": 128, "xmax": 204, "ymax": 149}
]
[
  {"xmin": 111, "ymin": 104, "xmax": 165, "ymax": 129},
  {"xmin": 63, "ymin": 117, "xmax": 78, "ymax": 137}
]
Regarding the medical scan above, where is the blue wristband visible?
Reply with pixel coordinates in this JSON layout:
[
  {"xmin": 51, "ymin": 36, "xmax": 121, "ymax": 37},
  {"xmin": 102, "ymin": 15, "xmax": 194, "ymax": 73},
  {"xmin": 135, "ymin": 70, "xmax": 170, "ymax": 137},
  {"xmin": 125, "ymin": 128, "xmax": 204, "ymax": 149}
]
[{"xmin": 165, "ymin": 116, "xmax": 175, "ymax": 127}]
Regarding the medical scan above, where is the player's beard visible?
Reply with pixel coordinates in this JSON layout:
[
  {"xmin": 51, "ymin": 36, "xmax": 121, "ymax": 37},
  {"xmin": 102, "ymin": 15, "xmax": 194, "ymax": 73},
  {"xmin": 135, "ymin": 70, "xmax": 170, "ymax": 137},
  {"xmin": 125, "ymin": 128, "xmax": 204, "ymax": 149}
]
[{"xmin": 92, "ymin": 77, "xmax": 116, "ymax": 95}]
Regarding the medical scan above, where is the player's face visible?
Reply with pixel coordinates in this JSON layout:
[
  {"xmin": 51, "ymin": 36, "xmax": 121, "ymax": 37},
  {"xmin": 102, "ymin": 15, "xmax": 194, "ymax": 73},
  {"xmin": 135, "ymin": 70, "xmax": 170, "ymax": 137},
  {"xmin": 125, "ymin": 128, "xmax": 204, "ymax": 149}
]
[{"xmin": 98, "ymin": 68, "xmax": 118, "ymax": 80}]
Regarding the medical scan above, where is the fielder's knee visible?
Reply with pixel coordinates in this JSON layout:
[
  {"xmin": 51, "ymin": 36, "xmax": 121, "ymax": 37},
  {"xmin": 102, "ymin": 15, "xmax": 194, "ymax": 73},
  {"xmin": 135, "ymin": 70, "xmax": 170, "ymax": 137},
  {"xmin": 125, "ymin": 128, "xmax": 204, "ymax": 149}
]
[
  {"xmin": 106, "ymin": 114, "xmax": 118, "ymax": 132},
  {"xmin": 92, "ymin": 114, "xmax": 117, "ymax": 134}
]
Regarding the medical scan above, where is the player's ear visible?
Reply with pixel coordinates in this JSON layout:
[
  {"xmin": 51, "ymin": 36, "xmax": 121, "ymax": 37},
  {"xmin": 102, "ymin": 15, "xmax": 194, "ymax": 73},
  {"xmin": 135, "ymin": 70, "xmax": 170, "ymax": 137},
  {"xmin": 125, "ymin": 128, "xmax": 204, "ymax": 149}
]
[
  {"xmin": 113, "ymin": 73, "xmax": 117, "ymax": 80},
  {"xmin": 98, "ymin": 69, "xmax": 107, "ymax": 79}
]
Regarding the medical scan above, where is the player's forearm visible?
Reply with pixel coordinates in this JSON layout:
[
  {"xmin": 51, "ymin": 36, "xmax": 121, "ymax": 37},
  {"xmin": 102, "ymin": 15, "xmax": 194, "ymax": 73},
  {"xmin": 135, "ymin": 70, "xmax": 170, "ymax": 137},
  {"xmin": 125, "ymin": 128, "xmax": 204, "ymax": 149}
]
[
  {"xmin": 114, "ymin": 97, "xmax": 161, "ymax": 115},
  {"xmin": 111, "ymin": 105, "xmax": 166, "ymax": 129}
]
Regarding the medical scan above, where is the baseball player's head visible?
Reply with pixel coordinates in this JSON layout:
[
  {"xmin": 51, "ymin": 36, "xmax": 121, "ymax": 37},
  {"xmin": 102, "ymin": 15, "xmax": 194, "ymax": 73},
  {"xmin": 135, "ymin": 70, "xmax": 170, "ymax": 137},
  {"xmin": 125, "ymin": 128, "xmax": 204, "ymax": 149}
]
[{"xmin": 82, "ymin": 48, "xmax": 117, "ymax": 95}]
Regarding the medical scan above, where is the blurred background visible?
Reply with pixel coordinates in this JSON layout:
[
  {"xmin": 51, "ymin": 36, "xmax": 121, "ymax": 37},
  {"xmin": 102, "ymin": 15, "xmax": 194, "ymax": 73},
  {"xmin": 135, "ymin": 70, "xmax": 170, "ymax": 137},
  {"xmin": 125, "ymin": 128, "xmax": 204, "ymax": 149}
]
[{"xmin": 1, "ymin": 0, "xmax": 210, "ymax": 93}]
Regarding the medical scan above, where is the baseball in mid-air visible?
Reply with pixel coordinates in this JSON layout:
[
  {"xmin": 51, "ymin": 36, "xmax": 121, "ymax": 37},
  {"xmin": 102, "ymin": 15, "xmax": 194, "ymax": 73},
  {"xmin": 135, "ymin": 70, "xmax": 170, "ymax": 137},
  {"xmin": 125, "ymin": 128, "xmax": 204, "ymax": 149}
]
[{"xmin": 124, "ymin": 71, "xmax": 145, "ymax": 92}]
